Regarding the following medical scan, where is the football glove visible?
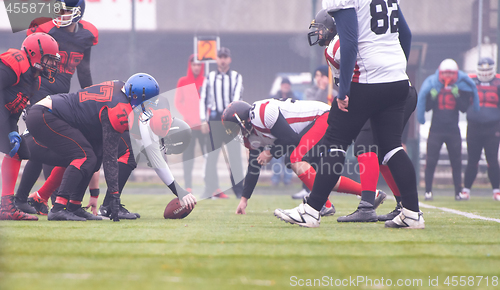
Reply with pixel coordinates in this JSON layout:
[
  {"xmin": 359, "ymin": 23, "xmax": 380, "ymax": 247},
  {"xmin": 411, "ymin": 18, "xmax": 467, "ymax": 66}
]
[
  {"xmin": 451, "ymin": 85, "xmax": 459, "ymax": 98},
  {"xmin": 8, "ymin": 131, "xmax": 21, "ymax": 158},
  {"xmin": 430, "ymin": 88, "xmax": 438, "ymax": 100}
]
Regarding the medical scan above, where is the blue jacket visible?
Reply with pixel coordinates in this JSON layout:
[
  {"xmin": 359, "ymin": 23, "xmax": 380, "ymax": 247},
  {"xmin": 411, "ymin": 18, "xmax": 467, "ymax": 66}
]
[{"xmin": 417, "ymin": 70, "xmax": 480, "ymax": 124}]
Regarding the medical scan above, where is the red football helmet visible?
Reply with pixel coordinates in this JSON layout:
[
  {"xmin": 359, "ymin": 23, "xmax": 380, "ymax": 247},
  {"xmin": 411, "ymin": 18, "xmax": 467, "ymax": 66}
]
[
  {"xmin": 438, "ymin": 58, "xmax": 459, "ymax": 87},
  {"xmin": 21, "ymin": 33, "xmax": 60, "ymax": 82}
]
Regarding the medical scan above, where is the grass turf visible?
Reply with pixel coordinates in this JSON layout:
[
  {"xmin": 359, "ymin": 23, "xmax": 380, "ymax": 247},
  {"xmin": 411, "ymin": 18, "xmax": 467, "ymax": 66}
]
[{"xmin": 1, "ymin": 187, "xmax": 499, "ymax": 290}]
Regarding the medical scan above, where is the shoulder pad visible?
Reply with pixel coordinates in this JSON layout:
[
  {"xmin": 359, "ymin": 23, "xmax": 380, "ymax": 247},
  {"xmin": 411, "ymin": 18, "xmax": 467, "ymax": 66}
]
[
  {"xmin": 0, "ymin": 49, "xmax": 31, "ymax": 85},
  {"xmin": 80, "ymin": 20, "xmax": 99, "ymax": 46}
]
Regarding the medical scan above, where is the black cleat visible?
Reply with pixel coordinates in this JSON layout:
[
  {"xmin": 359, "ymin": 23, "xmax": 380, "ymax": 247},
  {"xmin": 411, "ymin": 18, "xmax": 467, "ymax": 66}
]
[
  {"xmin": 99, "ymin": 204, "xmax": 138, "ymax": 220},
  {"xmin": 14, "ymin": 199, "xmax": 37, "ymax": 214},
  {"xmin": 27, "ymin": 193, "xmax": 49, "ymax": 215},
  {"xmin": 48, "ymin": 209, "xmax": 86, "ymax": 221},
  {"xmin": 72, "ymin": 207, "xmax": 102, "ymax": 220},
  {"xmin": 337, "ymin": 207, "xmax": 378, "ymax": 222},
  {"xmin": 377, "ymin": 203, "xmax": 402, "ymax": 221}
]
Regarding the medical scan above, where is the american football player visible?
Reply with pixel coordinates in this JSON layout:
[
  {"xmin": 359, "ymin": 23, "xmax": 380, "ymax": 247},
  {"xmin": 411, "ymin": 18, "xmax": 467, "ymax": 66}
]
[{"xmin": 0, "ymin": 33, "xmax": 60, "ymax": 221}]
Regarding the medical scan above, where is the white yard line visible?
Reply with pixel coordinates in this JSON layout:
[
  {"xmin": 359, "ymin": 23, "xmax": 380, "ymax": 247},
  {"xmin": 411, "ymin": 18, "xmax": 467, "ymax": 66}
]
[{"xmin": 419, "ymin": 202, "xmax": 500, "ymax": 223}]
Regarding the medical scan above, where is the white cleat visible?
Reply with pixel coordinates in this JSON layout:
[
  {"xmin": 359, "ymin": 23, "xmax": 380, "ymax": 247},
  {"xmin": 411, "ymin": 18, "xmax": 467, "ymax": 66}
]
[
  {"xmin": 493, "ymin": 189, "xmax": 500, "ymax": 201},
  {"xmin": 291, "ymin": 189, "xmax": 310, "ymax": 200},
  {"xmin": 385, "ymin": 207, "xmax": 425, "ymax": 229},
  {"xmin": 274, "ymin": 202, "xmax": 320, "ymax": 228},
  {"xmin": 424, "ymin": 192, "xmax": 433, "ymax": 201},
  {"xmin": 455, "ymin": 191, "xmax": 470, "ymax": 201}
]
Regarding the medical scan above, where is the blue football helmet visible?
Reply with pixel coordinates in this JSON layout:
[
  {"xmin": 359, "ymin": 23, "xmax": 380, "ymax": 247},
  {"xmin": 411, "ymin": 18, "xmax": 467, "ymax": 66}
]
[
  {"xmin": 53, "ymin": 0, "xmax": 86, "ymax": 28},
  {"xmin": 477, "ymin": 57, "xmax": 496, "ymax": 83},
  {"xmin": 124, "ymin": 73, "xmax": 160, "ymax": 118}
]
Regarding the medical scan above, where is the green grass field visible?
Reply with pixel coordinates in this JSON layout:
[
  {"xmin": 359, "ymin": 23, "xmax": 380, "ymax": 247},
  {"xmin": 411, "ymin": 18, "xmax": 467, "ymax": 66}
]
[{"xmin": 1, "ymin": 185, "xmax": 499, "ymax": 290}]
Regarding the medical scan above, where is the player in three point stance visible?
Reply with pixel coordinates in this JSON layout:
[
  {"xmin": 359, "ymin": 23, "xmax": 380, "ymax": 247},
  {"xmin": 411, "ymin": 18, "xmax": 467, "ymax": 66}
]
[
  {"xmin": 16, "ymin": 0, "xmax": 99, "ymax": 214},
  {"xmin": 462, "ymin": 57, "xmax": 500, "ymax": 201},
  {"xmin": 24, "ymin": 73, "xmax": 159, "ymax": 221},
  {"xmin": 275, "ymin": 0, "xmax": 424, "ymax": 228},
  {"xmin": 221, "ymin": 99, "xmax": 387, "ymax": 216},
  {"xmin": 0, "ymin": 33, "xmax": 60, "ymax": 221},
  {"xmin": 307, "ymin": 9, "xmax": 417, "ymax": 222}
]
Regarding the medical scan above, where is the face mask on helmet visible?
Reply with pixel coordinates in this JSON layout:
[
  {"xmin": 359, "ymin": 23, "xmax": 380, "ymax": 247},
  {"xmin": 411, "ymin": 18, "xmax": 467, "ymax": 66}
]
[
  {"xmin": 221, "ymin": 101, "xmax": 253, "ymax": 139},
  {"xmin": 160, "ymin": 118, "xmax": 192, "ymax": 155},
  {"xmin": 124, "ymin": 73, "xmax": 160, "ymax": 122},
  {"xmin": 477, "ymin": 57, "xmax": 496, "ymax": 83},
  {"xmin": 438, "ymin": 58, "xmax": 459, "ymax": 86},
  {"xmin": 53, "ymin": 0, "xmax": 85, "ymax": 28},
  {"xmin": 22, "ymin": 33, "xmax": 61, "ymax": 83},
  {"xmin": 308, "ymin": 9, "xmax": 337, "ymax": 46}
]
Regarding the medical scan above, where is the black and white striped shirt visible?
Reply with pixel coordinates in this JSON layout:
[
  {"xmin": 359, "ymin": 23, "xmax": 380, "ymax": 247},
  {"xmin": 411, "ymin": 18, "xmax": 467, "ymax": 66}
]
[{"xmin": 199, "ymin": 69, "xmax": 243, "ymax": 122}]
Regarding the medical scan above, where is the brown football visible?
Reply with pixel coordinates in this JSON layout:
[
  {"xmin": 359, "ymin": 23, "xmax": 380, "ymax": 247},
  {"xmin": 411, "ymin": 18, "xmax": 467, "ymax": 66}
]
[{"xmin": 163, "ymin": 198, "xmax": 193, "ymax": 219}]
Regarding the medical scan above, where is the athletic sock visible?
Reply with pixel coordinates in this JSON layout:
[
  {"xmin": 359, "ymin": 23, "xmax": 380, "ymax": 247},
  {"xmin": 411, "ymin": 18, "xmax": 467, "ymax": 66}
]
[
  {"xmin": 380, "ymin": 164, "xmax": 400, "ymax": 197},
  {"xmin": 1, "ymin": 155, "xmax": 21, "ymax": 197},
  {"xmin": 357, "ymin": 152, "xmax": 379, "ymax": 192},
  {"xmin": 15, "ymin": 160, "xmax": 43, "ymax": 202},
  {"xmin": 325, "ymin": 199, "xmax": 332, "ymax": 208},
  {"xmin": 387, "ymin": 150, "xmax": 419, "ymax": 212},
  {"xmin": 38, "ymin": 166, "xmax": 65, "ymax": 201},
  {"xmin": 52, "ymin": 196, "xmax": 68, "ymax": 212},
  {"xmin": 336, "ymin": 176, "xmax": 362, "ymax": 195},
  {"xmin": 297, "ymin": 166, "xmax": 316, "ymax": 191},
  {"xmin": 67, "ymin": 200, "xmax": 82, "ymax": 212}
]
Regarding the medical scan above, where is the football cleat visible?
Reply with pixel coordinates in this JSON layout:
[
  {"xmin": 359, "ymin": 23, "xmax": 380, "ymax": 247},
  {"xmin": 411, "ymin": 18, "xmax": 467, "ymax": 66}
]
[
  {"xmin": 377, "ymin": 203, "xmax": 402, "ymax": 221},
  {"xmin": 0, "ymin": 196, "xmax": 38, "ymax": 221},
  {"xmin": 455, "ymin": 191, "xmax": 470, "ymax": 201},
  {"xmin": 337, "ymin": 207, "xmax": 378, "ymax": 223},
  {"xmin": 47, "ymin": 209, "xmax": 86, "ymax": 221},
  {"xmin": 493, "ymin": 189, "xmax": 500, "ymax": 201},
  {"xmin": 72, "ymin": 207, "xmax": 102, "ymax": 220},
  {"xmin": 14, "ymin": 198, "xmax": 37, "ymax": 214},
  {"xmin": 27, "ymin": 192, "xmax": 49, "ymax": 215},
  {"xmin": 212, "ymin": 189, "xmax": 229, "ymax": 199},
  {"xmin": 373, "ymin": 190, "xmax": 387, "ymax": 209},
  {"xmin": 385, "ymin": 207, "xmax": 425, "ymax": 229},
  {"xmin": 424, "ymin": 192, "xmax": 433, "ymax": 201},
  {"xmin": 274, "ymin": 202, "xmax": 320, "ymax": 228},
  {"xmin": 319, "ymin": 204, "xmax": 336, "ymax": 217},
  {"xmin": 291, "ymin": 189, "xmax": 310, "ymax": 200},
  {"xmin": 98, "ymin": 204, "xmax": 138, "ymax": 219}
]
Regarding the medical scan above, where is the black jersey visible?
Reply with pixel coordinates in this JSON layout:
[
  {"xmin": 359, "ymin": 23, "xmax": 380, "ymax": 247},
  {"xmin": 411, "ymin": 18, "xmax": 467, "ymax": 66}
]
[
  {"xmin": 0, "ymin": 49, "xmax": 40, "ymax": 119},
  {"xmin": 50, "ymin": 81, "xmax": 132, "ymax": 140},
  {"xmin": 428, "ymin": 86, "xmax": 471, "ymax": 133},
  {"xmin": 467, "ymin": 75, "xmax": 500, "ymax": 124},
  {"xmin": 27, "ymin": 18, "xmax": 98, "ymax": 103}
]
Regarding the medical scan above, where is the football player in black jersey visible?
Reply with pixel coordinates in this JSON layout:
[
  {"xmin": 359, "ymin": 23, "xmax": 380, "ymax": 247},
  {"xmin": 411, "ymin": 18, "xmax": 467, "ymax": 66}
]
[
  {"xmin": 0, "ymin": 33, "xmax": 60, "ymax": 220},
  {"xmin": 15, "ymin": 0, "xmax": 100, "ymax": 214},
  {"xmin": 25, "ymin": 73, "xmax": 160, "ymax": 221}
]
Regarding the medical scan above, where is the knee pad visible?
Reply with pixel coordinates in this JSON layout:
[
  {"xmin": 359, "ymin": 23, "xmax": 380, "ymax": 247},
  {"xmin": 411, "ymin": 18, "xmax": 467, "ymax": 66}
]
[{"xmin": 382, "ymin": 147, "xmax": 404, "ymax": 165}]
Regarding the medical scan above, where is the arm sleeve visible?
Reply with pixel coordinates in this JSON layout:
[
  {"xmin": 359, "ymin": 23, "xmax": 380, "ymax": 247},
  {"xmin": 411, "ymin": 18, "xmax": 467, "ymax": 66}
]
[
  {"xmin": 233, "ymin": 73, "xmax": 243, "ymax": 101},
  {"xmin": 138, "ymin": 119, "xmax": 175, "ymax": 186},
  {"xmin": 101, "ymin": 109, "xmax": 122, "ymax": 194},
  {"xmin": 269, "ymin": 112, "xmax": 300, "ymax": 158},
  {"xmin": 77, "ymin": 47, "xmax": 93, "ymax": 89},
  {"xmin": 199, "ymin": 76, "xmax": 209, "ymax": 122},
  {"xmin": 330, "ymin": 8, "xmax": 358, "ymax": 100},
  {"xmin": 398, "ymin": 9, "xmax": 412, "ymax": 61},
  {"xmin": 242, "ymin": 148, "xmax": 262, "ymax": 199}
]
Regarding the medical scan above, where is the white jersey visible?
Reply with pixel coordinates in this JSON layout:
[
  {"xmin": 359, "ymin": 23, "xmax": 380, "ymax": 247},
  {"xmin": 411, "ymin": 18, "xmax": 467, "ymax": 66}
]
[
  {"xmin": 322, "ymin": 0, "xmax": 408, "ymax": 83},
  {"xmin": 244, "ymin": 99, "xmax": 330, "ymax": 150}
]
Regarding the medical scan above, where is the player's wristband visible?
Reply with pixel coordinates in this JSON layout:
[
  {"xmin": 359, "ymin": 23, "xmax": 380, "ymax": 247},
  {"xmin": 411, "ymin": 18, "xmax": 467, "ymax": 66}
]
[{"xmin": 90, "ymin": 188, "xmax": 100, "ymax": 198}]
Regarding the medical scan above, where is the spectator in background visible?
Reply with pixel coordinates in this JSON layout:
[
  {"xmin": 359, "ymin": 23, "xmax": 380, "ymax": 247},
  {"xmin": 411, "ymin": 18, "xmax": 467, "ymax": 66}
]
[
  {"xmin": 417, "ymin": 58, "xmax": 479, "ymax": 201},
  {"xmin": 272, "ymin": 77, "xmax": 297, "ymax": 101},
  {"xmin": 269, "ymin": 77, "xmax": 296, "ymax": 187},
  {"xmin": 174, "ymin": 54, "xmax": 206, "ymax": 193},
  {"xmin": 305, "ymin": 65, "xmax": 331, "ymax": 104}
]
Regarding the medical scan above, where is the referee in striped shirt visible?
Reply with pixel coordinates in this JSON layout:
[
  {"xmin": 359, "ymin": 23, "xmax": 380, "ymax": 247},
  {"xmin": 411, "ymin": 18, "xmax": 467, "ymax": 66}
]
[{"xmin": 200, "ymin": 47, "xmax": 244, "ymax": 198}]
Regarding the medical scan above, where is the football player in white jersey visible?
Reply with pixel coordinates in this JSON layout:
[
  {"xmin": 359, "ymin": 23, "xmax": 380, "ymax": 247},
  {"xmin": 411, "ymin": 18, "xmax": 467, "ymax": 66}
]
[
  {"xmin": 308, "ymin": 8, "xmax": 418, "ymax": 222},
  {"xmin": 275, "ymin": 0, "xmax": 424, "ymax": 229},
  {"xmin": 221, "ymin": 99, "xmax": 387, "ymax": 216}
]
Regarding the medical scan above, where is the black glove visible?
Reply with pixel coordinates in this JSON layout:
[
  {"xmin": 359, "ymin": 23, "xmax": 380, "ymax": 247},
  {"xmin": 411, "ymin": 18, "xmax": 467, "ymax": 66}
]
[{"xmin": 109, "ymin": 194, "xmax": 121, "ymax": 222}]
